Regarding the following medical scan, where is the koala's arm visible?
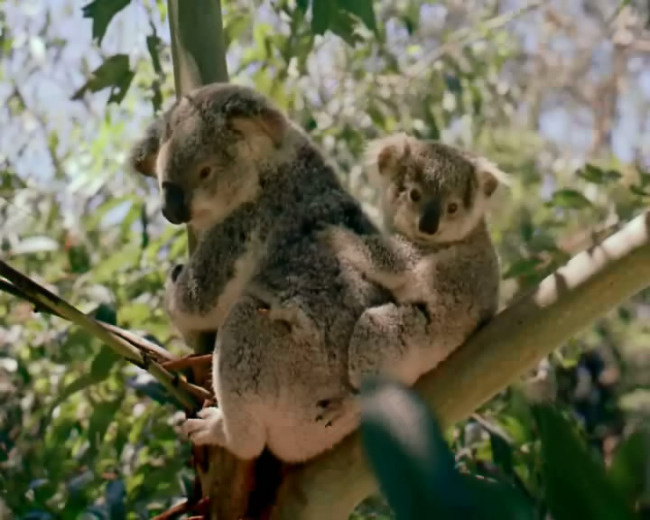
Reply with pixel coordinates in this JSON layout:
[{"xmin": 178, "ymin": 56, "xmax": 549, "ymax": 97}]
[
  {"xmin": 329, "ymin": 228, "xmax": 415, "ymax": 292},
  {"xmin": 166, "ymin": 207, "xmax": 259, "ymax": 334}
]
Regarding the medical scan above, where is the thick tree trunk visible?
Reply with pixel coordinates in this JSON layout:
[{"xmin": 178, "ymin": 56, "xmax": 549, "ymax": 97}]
[{"xmin": 166, "ymin": 3, "xmax": 261, "ymax": 518}]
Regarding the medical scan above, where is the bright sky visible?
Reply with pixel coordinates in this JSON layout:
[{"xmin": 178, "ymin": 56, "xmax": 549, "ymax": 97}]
[{"xmin": 1, "ymin": 0, "xmax": 649, "ymax": 196}]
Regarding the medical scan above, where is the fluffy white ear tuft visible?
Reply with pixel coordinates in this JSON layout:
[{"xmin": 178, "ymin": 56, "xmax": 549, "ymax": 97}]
[
  {"xmin": 474, "ymin": 156, "xmax": 511, "ymax": 197},
  {"xmin": 363, "ymin": 133, "xmax": 412, "ymax": 185}
]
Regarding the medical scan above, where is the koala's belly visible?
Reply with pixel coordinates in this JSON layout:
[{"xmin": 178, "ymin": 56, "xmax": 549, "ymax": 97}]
[{"xmin": 216, "ymin": 292, "xmax": 362, "ymax": 461}]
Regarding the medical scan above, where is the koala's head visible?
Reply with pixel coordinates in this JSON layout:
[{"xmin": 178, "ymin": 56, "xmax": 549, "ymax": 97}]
[
  {"xmin": 365, "ymin": 133, "xmax": 509, "ymax": 245},
  {"xmin": 128, "ymin": 83, "xmax": 290, "ymax": 231}
]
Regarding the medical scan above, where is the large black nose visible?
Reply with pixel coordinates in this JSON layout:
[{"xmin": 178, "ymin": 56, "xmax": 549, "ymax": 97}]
[
  {"xmin": 161, "ymin": 182, "xmax": 190, "ymax": 224},
  {"xmin": 418, "ymin": 201, "xmax": 441, "ymax": 235}
]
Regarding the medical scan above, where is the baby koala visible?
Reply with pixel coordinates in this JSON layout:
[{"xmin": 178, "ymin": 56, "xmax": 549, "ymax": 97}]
[{"xmin": 328, "ymin": 133, "xmax": 508, "ymax": 388}]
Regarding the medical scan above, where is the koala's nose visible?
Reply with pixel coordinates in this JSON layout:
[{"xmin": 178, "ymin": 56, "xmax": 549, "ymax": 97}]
[
  {"xmin": 161, "ymin": 182, "xmax": 190, "ymax": 224},
  {"xmin": 418, "ymin": 201, "xmax": 441, "ymax": 235}
]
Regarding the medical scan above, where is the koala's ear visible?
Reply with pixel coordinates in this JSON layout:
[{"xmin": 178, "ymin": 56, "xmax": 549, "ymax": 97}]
[
  {"xmin": 474, "ymin": 156, "xmax": 511, "ymax": 197},
  {"xmin": 229, "ymin": 108, "xmax": 287, "ymax": 149},
  {"xmin": 364, "ymin": 133, "xmax": 412, "ymax": 181},
  {"xmin": 129, "ymin": 117, "xmax": 165, "ymax": 178}
]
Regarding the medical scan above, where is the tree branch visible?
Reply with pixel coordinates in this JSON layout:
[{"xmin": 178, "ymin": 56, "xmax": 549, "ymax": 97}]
[
  {"xmin": 0, "ymin": 278, "xmax": 179, "ymax": 364},
  {"xmin": 272, "ymin": 209, "xmax": 650, "ymax": 519},
  {"xmin": 0, "ymin": 260, "xmax": 208, "ymax": 409}
]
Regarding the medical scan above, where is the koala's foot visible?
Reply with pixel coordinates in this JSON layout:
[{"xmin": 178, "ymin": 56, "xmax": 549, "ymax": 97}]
[
  {"xmin": 182, "ymin": 407, "xmax": 227, "ymax": 446},
  {"xmin": 183, "ymin": 400, "xmax": 267, "ymax": 460},
  {"xmin": 349, "ymin": 303, "xmax": 428, "ymax": 387}
]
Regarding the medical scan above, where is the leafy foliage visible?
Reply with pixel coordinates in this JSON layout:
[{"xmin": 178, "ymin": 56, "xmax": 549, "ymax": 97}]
[
  {"xmin": 82, "ymin": 0, "xmax": 131, "ymax": 45},
  {"xmin": 1, "ymin": 0, "xmax": 649, "ymax": 517},
  {"xmin": 360, "ymin": 379, "xmax": 646, "ymax": 520},
  {"xmin": 360, "ymin": 378, "xmax": 535, "ymax": 520}
]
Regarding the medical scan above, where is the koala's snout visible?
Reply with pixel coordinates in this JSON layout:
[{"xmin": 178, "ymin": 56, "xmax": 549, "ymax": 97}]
[
  {"xmin": 418, "ymin": 200, "xmax": 441, "ymax": 235},
  {"xmin": 161, "ymin": 181, "xmax": 190, "ymax": 224}
]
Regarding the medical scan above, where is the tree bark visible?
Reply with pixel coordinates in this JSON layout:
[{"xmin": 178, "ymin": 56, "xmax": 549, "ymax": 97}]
[{"xmin": 272, "ymin": 210, "xmax": 650, "ymax": 519}]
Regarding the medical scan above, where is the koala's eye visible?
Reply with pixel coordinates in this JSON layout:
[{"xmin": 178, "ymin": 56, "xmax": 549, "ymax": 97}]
[
  {"xmin": 199, "ymin": 167, "xmax": 212, "ymax": 180},
  {"xmin": 409, "ymin": 189, "xmax": 421, "ymax": 202},
  {"xmin": 447, "ymin": 202, "xmax": 458, "ymax": 215}
]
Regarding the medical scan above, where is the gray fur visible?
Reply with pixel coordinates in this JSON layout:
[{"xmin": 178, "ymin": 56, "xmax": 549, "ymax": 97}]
[
  {"xmin": 129, "ymin": 83, "xmax": 390, "ymax": 462},
  {"xmin": 325, "ymin": 134, "xmax": 506, "ymax": 389}
]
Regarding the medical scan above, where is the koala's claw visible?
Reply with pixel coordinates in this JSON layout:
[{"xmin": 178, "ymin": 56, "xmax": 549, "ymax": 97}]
[
  {"xmin": 170, "ymin": 264, "xmax": 184, "ymax": 282},
  {"xmin": 315, "ymin": 397, "xmax": 347, "ymax": 427},
  {"xmin": 182, "ymin": 406, "xmax": 226, "ymax": 446}
]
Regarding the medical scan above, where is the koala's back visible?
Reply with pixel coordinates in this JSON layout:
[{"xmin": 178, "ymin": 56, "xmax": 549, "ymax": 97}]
[{"xmin": 216, "ymin": 143, "xmax": 390, "ymax": 461}]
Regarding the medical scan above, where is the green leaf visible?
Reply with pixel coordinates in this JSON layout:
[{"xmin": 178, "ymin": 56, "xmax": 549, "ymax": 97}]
[
  {"xmin": 359, "ymin": 378, "xmax": 475, "ymax": 519},
  {"xmin": 608, "ymin": 429, "xmax": 650, "ymax": 507},
  {"xmin": 93, "ymin": 303, "xmax": 118, "ymax": 326},
  {"xmin": 88, "ymin": 396, "xmax": 122, "ymax": 453},
  {"xmin": 48, "ymin": 346, "xmax": 118, "ymax": 413},
  {"xmin": 577, "ymin": 164, "xmax": 622, "ymax": 185},
  {"xmin": 311, "ymin": 0, "xmax": 334, "ymax": 35},
  {"xmin": 630, "ymin": 185, "xmax": 650, "ymax": 197},
  {"xmin": 224, "ymin": 13, "xmax": 251, "ymax": 50},
  {"xmin": 341, "ymin": 0, "xmax": 377, "ymax": 32},
  {"xmin": 71, "ymin": 54, "xmax": 134, "ymax": 105},
  {"xmin": 461, "ymin": 475, "xmax": 536, "ymax": 520},
  {"xmin": 360, "ymin": 379, "xmax": 536, "ymax": 520},
  {"xmin": 533, "ymin": 404, "xmax": 637, "ymax": 520},
  {"xmin": 82, "ymin": 0, "xmax": 131, "ymax": 45},
  {"xmin": 503, "ymin": 257, "xmax": 543, "ymax": 279},
  {"xmin": 145, "ymin": 33, "xmax": 162, "ymax": 75},
  {"xmin": 67, "ymin": 243, "xmax": 92, "ymax": 274},
  {"xmin": 90, "ymin": 345, "xmax": 119, "ymax": 380},
  {"xmin": 487, "ymin": 427, "xmax": 514, "ymax": 476},
  {"xmin": 548, "ymin": 189, "xmax": 593, "ymax": 210},
  {"xmin": 328, "ymin": 10, "xmax": 362, "ymax": 46}
]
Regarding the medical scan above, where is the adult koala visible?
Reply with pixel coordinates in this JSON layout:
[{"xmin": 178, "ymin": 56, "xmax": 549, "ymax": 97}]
[{"xmin": 129, "ymin": 83, "xmax": 396, "ymax": 462}]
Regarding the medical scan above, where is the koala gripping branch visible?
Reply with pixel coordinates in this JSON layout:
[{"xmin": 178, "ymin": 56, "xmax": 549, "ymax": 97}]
[{"xmin": 272, "ymin": 209, "xmax": 650, "ymax": 520}]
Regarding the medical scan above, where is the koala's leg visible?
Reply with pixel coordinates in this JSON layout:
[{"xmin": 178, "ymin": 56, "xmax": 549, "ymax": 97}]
[
  {"xmin": 183, "ymin": 297, "xmax": 271, "ymax": 460},
  {"xmin": 348, "ymin": 302, "xmax": 428, "ymax": 388}
]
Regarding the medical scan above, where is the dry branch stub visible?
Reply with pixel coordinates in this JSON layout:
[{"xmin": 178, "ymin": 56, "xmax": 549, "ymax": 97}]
[{"xmin": 0, "ymin": 260, "xmax": 199, "ymax": 410}]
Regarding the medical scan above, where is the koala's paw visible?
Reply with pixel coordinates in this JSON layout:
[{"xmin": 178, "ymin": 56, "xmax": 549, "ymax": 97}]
[
  {"xmin": 170, "ymin": 264, "xmax": 184, "ymax": 282},
  {"xmin": 182, "ymin": 406, "xmax": 227, "ymax": 446}
]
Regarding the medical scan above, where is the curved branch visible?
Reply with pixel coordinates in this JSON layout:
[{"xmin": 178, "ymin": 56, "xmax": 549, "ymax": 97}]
[
  {"xmin": 0, "ymin": 260, "xmax": 202, "ymax": 409},
  {"xmin": 273, "ymin": 210, "xmax": 650, "ymax": 519}
]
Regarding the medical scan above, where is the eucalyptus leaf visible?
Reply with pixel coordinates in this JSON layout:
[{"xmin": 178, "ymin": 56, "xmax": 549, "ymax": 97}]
[
  {"xmin": 548, "ymin": 189, "xmax": 593, "ymax": 210},
  {"xmin": 341, "ymin": 0, "xmax": 377, "ymax": 32},
  {"xmin": 533, "ymin": 404, "xmax": 636, "ymax": 520},
  {"xmin": 82, "ymin": 0, "xmax": 131, "ymax": 45},
  {"xmin": 608, "ymin": 429, "xmax": 650, "ymax": 507},
  {"xmin": 71, "ymin": 54, "xmax": 134, "ymax": 105}
]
